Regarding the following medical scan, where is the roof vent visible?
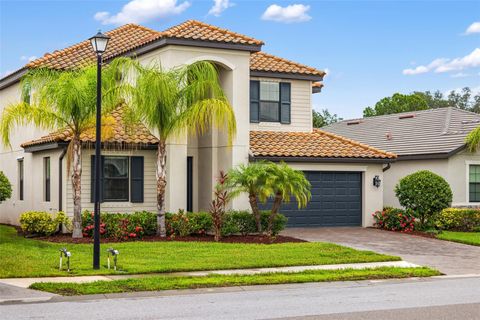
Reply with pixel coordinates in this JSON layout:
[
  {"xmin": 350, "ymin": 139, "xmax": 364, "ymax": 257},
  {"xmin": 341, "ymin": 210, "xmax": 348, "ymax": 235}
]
[
  {"xmin": 399, "ymin": 114, "xmax": 415, "ymax": 119},
  {"xmin": 347, "ymin": 120, "xmax": 362, "ymax": 125}
]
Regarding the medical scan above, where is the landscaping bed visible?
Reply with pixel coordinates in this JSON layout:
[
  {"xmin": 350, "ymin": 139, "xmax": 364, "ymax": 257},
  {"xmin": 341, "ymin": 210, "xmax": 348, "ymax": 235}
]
[{"xmin": 30, "ymin": 267, "xmax": 440, "ymax": 295}]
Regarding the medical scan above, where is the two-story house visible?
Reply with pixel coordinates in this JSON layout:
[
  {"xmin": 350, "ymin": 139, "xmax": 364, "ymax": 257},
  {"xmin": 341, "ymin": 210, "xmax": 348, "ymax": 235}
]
[{"xmin": 0, "ymin": 20, "xmax": 395, "ymax": 228}]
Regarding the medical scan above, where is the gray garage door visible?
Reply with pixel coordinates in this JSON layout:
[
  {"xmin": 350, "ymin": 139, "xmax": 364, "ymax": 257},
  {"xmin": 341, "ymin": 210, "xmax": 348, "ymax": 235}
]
[{"xmin": 259, "ymin": 171, "xmax": 362, "ymax": 227}]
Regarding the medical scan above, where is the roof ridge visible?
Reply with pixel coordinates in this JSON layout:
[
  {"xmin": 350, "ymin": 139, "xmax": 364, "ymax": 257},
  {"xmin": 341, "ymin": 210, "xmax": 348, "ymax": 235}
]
[{"xmin": 314, "ymin": 128, "xmax": 397, "ymax": 158}]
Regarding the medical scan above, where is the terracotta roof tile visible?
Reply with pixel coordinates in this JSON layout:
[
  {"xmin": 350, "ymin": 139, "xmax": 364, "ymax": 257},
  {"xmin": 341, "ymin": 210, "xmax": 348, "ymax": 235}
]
[
  {"xmin": 249, "ymin": 129, "xmax": 396, "ymax": 160},
  {"xmin": 250, "ymin": 52, "xmax": 325, "ymax": 77},
  {"xmin": 21, "ymin": 106, "xmax": 159, "ymax": 148}
]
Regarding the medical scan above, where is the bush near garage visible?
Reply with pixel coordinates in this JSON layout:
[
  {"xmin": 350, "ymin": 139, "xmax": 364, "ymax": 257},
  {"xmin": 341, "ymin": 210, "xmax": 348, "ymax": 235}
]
[
  {"xmin": 435, "ymin": 208, "xmax": 480, "ymax": 231},
  {"xmin": 372, "ymin": 207, "xmax": 416, "ymax": 232},
  {"xmin": 395, "ymin": 170, "xmax": 452, "ymax": 228},
  {"xmin": 0, "ymin": 171, "xmax": 12, "ymax": 202},
  {"xmin": 20, "ymin": 211, "xmax": 71, "ymax": 236}
]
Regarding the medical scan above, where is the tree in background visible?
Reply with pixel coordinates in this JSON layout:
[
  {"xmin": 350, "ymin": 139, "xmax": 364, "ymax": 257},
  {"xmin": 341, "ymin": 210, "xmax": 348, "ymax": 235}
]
[
  {"xmin": 363, "ymin": 93, "xmax": 429, "ymax": 117},
  {"xmin": 0, "ymin": 171, "xmax": 12, "ymax": 202},
  {"xmin": 312, "ymin": 109, "xmax": 339, "ymax": 128}
]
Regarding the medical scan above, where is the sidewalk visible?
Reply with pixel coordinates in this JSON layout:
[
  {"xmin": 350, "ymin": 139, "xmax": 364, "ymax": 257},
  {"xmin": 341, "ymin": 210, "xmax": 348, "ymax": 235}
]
[{"xmin": 0, "ymin": 260, "xmax": 418, "ymax": 290}]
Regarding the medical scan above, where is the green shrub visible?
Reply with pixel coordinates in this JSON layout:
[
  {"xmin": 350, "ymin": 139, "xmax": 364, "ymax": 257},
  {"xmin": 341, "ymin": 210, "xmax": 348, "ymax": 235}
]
[
  {"xmin": 0, "ymin": 171, "xmax": 12, "ymax": 202},
  {"xmin": 435, "ymin": 208, "xmax": 480, "ymax": 231},
  {"xmin": 228, "ymin": 210, "xmax": 257, "ymax": 236},
  {"xmin": 20, "ymin": 211, "xmax": 70, "ymax": 236},
  {"xmin": 372, "ymin": 207, "xmax": 416, "ymax": 232},
  {"xmin": 187, "ymin": 212, "xmax": 212, "ymax": 235},
  {"xmin": 395, "ymin": 170, "xmax": 452, "ymax": 226},
  {"xmin": 261, "ymin": 211, "xmax": 287, "ymax": 236},
  {"xmin": 221, "ymin": 214, "xmax": 240, "ymax": 236}
]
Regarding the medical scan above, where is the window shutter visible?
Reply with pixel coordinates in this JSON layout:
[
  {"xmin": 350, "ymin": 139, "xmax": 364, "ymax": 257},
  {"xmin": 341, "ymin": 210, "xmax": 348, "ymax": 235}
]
[
  {"xmin": 280, "ymin": 82, "xmax": 291, "ymax": 124},
  {"xmin": 130, "ymin": 156, "xmax": 144, "ymax": 203},
  {"xmin": 90, "ymin": 155, "xmax": 104, "ymax": 203},
  {"xmin": 250, "ymin": 80, "xmax": 260, "ymax": 123}
]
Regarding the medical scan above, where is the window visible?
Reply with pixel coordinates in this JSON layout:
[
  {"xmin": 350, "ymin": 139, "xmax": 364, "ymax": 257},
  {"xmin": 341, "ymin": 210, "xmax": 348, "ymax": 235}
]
[
  {"xmin": 43, "ymin": 157, "xmax": 50, "ymax": 202},
  {"xmin": 91, "ymin": 156, "xmax": 144, "ymax": 203},
  {"xmin": 250, "ymin": 81, "xmax": 291, "ymax": 123},
  {"xmin": 18, "ymin": 159, "xmax": 24, "ymax": 201},
  {"xmin": 469, "ymin": 165, "xmax": 480, "ymax": 202}
]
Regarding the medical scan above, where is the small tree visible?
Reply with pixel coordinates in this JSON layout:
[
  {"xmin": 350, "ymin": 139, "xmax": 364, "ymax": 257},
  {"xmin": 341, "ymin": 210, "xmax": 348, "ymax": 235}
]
[
  {"xmin": 227, "ymin": 162, "xmax": 274, "ymax": 234},
  {"xmin": 267, "ymin": 163, "xmax": 311, "ymax": 236},
  {"xmin": 395, "ymin": 170, "xmax": 452, "ymax": 227},
  {"xmin": 0, "ymin": 171, "xmax": 12, "ymax": 202},
  {"xmin": 210, "ymin": 171, "xmax": 231, "ymax": 241}
]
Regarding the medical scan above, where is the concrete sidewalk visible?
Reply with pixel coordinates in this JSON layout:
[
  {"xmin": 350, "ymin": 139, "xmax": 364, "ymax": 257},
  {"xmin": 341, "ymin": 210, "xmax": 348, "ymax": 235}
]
[
  {"xmin": 0, "ymin": 283, "xmax": 57, "ymax": 304},
  {"xmin": 0, "ymin": 260, "xmax": 419, "ymax": 291}
]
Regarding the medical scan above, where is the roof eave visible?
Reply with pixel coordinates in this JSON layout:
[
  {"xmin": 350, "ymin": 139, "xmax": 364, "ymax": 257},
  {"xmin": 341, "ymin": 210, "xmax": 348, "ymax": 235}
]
[
  {"xmin": 0, "ymin": 68, "xmax": 28, "ymax": 90},
  {"xmin": 395, "ymin": 144, "xmax": 467, "ymax": 161},
  {"xmin": 249, "ymin": 155, "xmax": 396, "ymax": 164},
  {"xmin": 250, "ymin": 70, "xmax": 324, "ymax": 82},
  {"xmin": 23, "ymin": 141, "xmax": 159, "ymax": 153}
]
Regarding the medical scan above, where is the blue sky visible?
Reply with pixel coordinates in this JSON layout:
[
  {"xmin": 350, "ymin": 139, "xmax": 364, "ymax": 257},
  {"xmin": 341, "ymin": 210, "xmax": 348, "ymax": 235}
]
[{"xmin": 1, "ymin": 0, "xmax": 479, "ymax": 119}]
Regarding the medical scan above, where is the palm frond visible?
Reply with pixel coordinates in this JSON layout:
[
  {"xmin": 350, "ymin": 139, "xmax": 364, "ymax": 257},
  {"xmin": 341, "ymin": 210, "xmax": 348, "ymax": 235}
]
[{"xmin": 466, "ymin": 126, "xmax": 480, "ymax": 152}]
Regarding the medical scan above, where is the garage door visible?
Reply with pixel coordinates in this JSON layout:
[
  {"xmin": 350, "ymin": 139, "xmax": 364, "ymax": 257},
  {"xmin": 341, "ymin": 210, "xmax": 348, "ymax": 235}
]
[{"xmin": 259, "ymin": 171, "xmax": 362, "ymax": 227}]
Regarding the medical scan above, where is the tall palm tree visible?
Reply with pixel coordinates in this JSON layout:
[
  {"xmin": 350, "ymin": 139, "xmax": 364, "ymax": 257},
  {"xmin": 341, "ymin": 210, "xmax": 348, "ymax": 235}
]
[
  {"xmin": 0, "ymin": 65, "xmax": 121, "ymax": 238},
  {"xmin": 227, "ymin": 161, "xmax": 274, "ymax": 233},
  {"xmin": 115, "ymin": 58, "xmax": 236, "ymax": 237},
  {"xmin": 267, "ymin": 163, "xmax": 311, "ymax": 236}
]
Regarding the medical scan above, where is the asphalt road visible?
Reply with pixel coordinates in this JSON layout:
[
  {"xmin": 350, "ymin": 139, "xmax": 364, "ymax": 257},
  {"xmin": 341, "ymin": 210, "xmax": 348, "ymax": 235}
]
[{"xmin": 1, "ymin": 276, "xmax": 479, "ymax": 320}]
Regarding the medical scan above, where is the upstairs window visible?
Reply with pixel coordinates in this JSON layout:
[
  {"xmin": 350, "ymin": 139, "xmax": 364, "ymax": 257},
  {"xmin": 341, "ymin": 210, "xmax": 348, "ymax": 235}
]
[
  {"xmin": 469, "ymin": 165, "xmax": 480, "ymax": 202},
  {"xmin": 250, "ymin": 81, "xmax": 291, "ymax": 124}
]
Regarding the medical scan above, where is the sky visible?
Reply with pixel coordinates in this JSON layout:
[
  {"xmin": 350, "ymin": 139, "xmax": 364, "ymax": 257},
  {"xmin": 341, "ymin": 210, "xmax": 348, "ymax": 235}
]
[{"xmin": 0, "ymin": 0, "xmax": 479, "ymax": 119}]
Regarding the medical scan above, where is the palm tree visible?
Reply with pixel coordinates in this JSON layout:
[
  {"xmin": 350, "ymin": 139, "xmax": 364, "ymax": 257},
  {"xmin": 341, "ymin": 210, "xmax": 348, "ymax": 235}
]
[
  {"xmin": 267, "ymin": 163, "xmax": 311, "ymax": 236},
  {"xmin": 466, "ymin": 127, "xmax": 480, "ymax": 152},
  {"xmin": 0, "ymin": 65, "xmax": 121, "ymax": 238},
  {"xmin": 227, "ymin": 161, "xmax": 274, "ymax": 233},
  {"xmin": 115, "ymin": 58, "xmax": 236, "ymax": 237}
]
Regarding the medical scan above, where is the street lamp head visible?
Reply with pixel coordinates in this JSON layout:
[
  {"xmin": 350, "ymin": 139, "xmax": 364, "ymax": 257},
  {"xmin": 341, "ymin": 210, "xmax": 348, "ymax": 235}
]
[{"xmin": 89, "ymin": 30, "xmax": 110, "ymax": 55}]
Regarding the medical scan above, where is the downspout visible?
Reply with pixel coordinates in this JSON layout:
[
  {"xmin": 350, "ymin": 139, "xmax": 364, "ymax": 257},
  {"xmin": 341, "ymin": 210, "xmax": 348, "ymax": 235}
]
[
  {"xmin": 58, "ymin": 147, "xmax": 67, "ymax": 211},
  {"xmin": 382, "ymin": 163, "xmax": 391, "ymax": 172}
]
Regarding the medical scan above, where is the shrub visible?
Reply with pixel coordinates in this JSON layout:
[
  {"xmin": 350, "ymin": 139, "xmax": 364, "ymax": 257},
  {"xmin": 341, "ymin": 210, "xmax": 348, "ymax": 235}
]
[
  {"xmin": 227, "ymin": 210, "xmax": 257, "ymax": 236},
  {"xmin": 395, "ymin": 170, "xmax": 452, "ymax": 227},
  {"xmin": 187, "ymin": 212, "xmax": 212, "ymax": 235},
  {"xmin": 435, "ymin": 208, "xmax": 480, "ymax": 231},
  {"xmin": 372, "ymin": 207, "xmax": 416, "ymax": 232},
  {"xmin": 261, "ymin": 211, "xmax": 287, "ymax": 236},
  {"xmin": 0, "ymin": 171, "xmax": 12, "ymax": 202},
  {"xmin": 20, "ymin": 211, "xmax": 70, "ymax": 236}
]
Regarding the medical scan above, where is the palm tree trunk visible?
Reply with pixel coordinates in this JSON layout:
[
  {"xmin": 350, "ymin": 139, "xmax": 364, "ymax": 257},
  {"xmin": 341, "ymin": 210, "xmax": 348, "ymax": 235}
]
[
  {"xmin": 156, "ymin": 140, "xmax": 167, "ymax": 237},
  {"xmin": 71, "ymin": 138, "xmax": 83, "ymax": 238},
  {"xmin": 268, "ymin": 192, "xmax": 283, "ymax": 237},
  {"xmin": 248, "ymin": 193, "xmax": 262, "ymax": 234}
]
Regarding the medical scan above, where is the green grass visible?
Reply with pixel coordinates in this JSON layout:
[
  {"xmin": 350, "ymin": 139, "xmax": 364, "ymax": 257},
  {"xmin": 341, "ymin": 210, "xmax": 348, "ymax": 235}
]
[
  {"xmin": 437, "ymin": 231, "xmax": 480, "ymax": 246},
  {"xmin": 0, "ymin": 225, "xmax": 401, "ymax": 278},
  {"xmin": 30, "ymin": 267, "xmax": 440, "ymax": 295}
]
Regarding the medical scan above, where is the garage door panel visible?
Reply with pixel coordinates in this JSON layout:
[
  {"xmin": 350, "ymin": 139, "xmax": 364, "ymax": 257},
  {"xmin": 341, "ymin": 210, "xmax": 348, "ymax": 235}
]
[{"xmin": 260, "ymin": 171, "xmax": 362, "ymax": 227}]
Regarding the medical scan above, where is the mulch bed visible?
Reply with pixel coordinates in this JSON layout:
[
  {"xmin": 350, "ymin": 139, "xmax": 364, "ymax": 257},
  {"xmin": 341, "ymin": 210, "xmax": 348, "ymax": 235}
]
[{"xmin": 34, "ymin": 234, "xmax": 307, "ymax": 244}]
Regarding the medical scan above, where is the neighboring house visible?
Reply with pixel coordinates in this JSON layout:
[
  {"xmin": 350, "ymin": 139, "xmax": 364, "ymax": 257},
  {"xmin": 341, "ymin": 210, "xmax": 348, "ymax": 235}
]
[
  {"xmin": 0, "ymin": 20, "xmax": 395, "ymax": 228},
  {"xmin": 324, "ymin": 107, "xmax": 480, "ymax": 208}
]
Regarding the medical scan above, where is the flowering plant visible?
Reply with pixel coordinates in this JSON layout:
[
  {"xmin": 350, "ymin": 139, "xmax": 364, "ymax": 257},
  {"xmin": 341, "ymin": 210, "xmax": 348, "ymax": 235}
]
[{"xmin": 373, "ymin": 207, "xmax": 415, "ymax": 232}]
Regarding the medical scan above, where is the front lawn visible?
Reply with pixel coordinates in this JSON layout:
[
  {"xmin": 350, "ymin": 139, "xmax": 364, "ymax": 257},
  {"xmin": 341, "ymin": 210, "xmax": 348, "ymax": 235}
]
[
  {"xmin": 437, "ymin": 231, "xmax": 480, "ymax": 246},
  {"xmin": 30, "ymin": 267, "xmax": 439, "ymax": 295},
  {"xmin": 0, "ymin": 225, "xmax": 400, "ymax": 278}
]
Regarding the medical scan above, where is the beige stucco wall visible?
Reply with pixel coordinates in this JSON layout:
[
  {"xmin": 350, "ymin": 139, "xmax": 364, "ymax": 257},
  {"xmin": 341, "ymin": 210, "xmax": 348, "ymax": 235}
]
[
  {"xmin": 249, "ymin": 77, "xmax": 312, "ymax": 133},
  {"xmin": 286, "ymin": 162, "xmax": 385, "ymax": 227}
]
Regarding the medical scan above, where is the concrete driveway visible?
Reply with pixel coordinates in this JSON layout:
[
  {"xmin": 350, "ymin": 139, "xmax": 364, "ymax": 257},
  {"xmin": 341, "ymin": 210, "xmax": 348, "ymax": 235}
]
[{"xmin": 282, "ymin": 227, "xmax": 480, "ymax": 275}]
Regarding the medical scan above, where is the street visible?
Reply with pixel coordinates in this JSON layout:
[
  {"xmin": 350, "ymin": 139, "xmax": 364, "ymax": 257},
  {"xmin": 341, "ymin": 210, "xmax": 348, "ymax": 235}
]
[{"xmin": 1, "ymin": 276, "xmax": 479, "ymax": 320}]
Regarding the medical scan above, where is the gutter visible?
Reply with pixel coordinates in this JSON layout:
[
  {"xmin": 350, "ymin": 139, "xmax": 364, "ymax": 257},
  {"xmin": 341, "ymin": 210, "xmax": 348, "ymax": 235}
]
[
  {"xmin": 249, "ymin": 155, "xmax": 396, "ymax": 164},
  {"xmin": 58, "ymin": 147, "xmax": 67, "ymax": 212},
  {"xmin": 382, "ymin": 163, "xmax": 391, "ymax": 172}
]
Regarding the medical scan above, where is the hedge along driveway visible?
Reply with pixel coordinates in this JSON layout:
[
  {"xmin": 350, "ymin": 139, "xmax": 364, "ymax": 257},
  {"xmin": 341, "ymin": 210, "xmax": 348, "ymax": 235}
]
[{"xmin": 0, "ymin": 226, "xmax": 399, "ymax": 278}]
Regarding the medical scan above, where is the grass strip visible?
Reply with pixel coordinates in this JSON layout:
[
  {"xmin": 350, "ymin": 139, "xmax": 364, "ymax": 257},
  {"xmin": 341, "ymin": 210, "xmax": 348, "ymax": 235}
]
[
  {"xmin": 437, "ymin": 231, "xmax": 480, "ymax": 246},
  {"xmin": 30, "ymin": 267, "xmax": 439, "ymax": 295}
]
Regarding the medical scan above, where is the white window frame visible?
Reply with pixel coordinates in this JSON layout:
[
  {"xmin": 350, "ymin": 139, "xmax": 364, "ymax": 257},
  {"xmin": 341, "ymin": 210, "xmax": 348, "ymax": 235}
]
[{"xmin": 465, "ymin": 160, "xmax": 480, "ymax": 204}]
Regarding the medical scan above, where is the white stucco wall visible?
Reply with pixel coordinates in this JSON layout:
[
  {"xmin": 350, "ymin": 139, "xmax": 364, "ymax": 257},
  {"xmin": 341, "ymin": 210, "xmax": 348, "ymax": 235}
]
[{"xmin": 286, "ymin": 162, "xmax": 385, "ymax": 227}]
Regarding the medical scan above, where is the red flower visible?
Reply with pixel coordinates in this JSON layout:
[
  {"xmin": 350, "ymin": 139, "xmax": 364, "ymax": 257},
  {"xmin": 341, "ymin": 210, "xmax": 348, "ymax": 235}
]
[
  {"xmin": 129, "ymin": 233, "xmax": 137, "ymax": 238},
  {"xmin": 135, "ymin": 226, "xmax": 143, "ymax": 232}
]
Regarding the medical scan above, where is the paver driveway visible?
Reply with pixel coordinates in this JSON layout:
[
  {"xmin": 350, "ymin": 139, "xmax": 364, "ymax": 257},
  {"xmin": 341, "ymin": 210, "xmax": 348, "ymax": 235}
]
[{"xmin": 282, "ymin": 227, "xmax": 480, "ymax": 275}]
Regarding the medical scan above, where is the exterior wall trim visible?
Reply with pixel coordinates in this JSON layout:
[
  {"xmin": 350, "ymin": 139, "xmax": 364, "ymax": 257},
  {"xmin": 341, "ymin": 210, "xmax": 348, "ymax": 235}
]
[{"xmin": 250, "ymin": 70, "xmax": 324, "ymax": 82}]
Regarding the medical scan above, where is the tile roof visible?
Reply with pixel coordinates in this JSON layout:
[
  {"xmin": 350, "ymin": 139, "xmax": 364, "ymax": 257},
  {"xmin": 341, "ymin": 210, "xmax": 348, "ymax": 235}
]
[
  {"xmin": 250, "ymin": 52, "xmax": 325, "ymax": 77},
  {"xmin": 249, "ymin": 129, "xmax": 396, "ymax": 160},
  {"xmin": 21, "ymin": 106, "xmax": 159, "ymax": 148},
  {"xmin": 25, "ymin": 20, "xmax": 262, "ymax": 71},
  {"xmin": 324, "ymin": 107, "xmax": 480, "ymax": 157}
]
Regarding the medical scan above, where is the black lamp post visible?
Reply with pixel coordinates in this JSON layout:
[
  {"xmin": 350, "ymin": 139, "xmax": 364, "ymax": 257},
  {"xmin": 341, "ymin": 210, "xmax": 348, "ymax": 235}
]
[{"xmin": 89, "ymin": 30, "xmax": 110, "ymax": 269}]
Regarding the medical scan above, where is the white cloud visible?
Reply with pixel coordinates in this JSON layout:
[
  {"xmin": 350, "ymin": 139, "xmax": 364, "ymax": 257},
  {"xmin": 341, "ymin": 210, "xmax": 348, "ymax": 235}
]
[
  {"xmin": 94, "ymin": 0, "xmax": 190, "ymax": 25},
  {"xmin": 20, "ymin": 55, "xmax": 37, "ymax": 62},
  {"xmin": 208, "ymin": 0, "xmax": 233, "ymax": 17},
  {"xmin": 466, "ymin": 22, "xmax": 480, "ymax": 35},
  {"xmin": 403, "ymin": 48, "xmax": 480, "ymax": 75},
  {"xmin": 261, "ymin": 4, "xmax": 311, "ymax": 23}
]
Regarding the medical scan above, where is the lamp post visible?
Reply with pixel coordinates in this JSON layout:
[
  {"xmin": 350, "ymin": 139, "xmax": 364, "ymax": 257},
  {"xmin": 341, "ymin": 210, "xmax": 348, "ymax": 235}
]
[{"xmin": 89, "ymin": 30, "xmax": 110, "ymax": 269}]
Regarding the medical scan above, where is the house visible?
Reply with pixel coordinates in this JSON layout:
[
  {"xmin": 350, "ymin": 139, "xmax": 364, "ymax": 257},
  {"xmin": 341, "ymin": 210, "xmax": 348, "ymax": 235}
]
[
  {"xmin": 324, "ymin": 107, "xmax": 480, "ymax": 208},
  {"xmin": 0, "ymin": 20, "xmax": 396, "ymax": 228}
]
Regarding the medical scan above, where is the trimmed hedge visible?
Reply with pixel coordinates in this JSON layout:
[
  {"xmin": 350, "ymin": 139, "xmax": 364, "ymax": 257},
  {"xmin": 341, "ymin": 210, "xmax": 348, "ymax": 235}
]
[
  {"xmin": 20, "ymin": 211, "xmax": 70, "ymax": 236},
  {"xmin": 435, "ymin": 208, "xmax": 480, "ymax": 231}
]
